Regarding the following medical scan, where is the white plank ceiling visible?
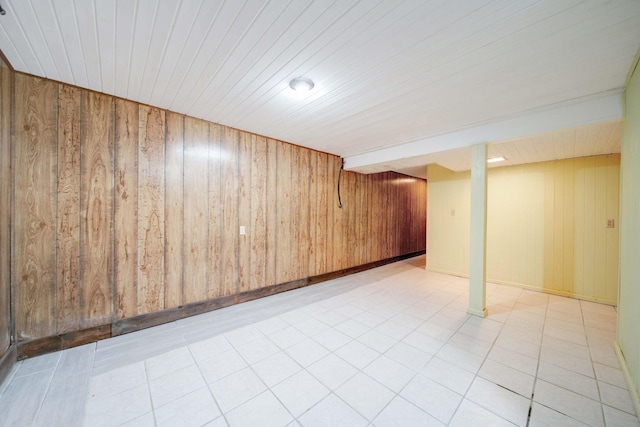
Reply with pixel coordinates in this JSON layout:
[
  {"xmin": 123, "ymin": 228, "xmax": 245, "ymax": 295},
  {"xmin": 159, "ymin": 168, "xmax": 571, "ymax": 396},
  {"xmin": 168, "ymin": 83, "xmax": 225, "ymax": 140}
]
[{"xmin": 0, "ymin": 0, "xmax": 638, "ymax": 174}]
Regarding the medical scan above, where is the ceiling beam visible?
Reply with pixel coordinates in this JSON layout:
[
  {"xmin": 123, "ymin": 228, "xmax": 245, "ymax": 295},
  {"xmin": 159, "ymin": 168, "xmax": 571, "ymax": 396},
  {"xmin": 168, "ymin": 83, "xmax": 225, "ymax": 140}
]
[{"xmin": 345, "ymin": 91, "xmax": 624, "ymax": 173}]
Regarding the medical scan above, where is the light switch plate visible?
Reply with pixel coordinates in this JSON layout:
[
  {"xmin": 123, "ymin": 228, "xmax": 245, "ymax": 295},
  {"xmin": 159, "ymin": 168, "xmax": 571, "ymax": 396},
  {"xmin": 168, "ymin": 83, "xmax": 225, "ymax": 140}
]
[{"xmin": 240, "ymin": 226, "xmax": 246, "ymax": 235}]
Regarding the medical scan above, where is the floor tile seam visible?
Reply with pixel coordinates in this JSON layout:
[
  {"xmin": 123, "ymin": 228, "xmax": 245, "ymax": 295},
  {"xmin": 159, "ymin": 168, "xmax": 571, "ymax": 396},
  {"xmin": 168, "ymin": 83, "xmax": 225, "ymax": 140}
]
[{"xmin": 29, "ymin": 350, "xmax": 65, "ymax": 426}]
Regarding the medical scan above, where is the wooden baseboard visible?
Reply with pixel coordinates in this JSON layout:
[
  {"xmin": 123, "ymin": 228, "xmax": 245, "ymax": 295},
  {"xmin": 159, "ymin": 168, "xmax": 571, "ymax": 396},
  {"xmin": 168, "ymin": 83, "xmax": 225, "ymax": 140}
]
[
  {"xmin": 614, "ymin": 341, "xmax": 640, "ymax": 417},
  {"xmin": 0, "ymin": 345, "xmax": 17, "ymax": 385},
  {"xmin": 17, "ymin": 325, "xmax": 111, "ymax": 360},
  {"xmin": 16, "ymin": 250, "xmax": 426, "ymax": 359}
]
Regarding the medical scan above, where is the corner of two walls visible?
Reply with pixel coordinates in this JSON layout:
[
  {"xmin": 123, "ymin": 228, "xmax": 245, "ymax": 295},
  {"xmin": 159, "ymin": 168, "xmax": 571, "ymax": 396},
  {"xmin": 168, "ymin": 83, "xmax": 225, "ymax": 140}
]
[
  {"xmin": 7, "ymin": 71, "xmax": 426, "ymax": 345},
  {"xmin": 426, "ymin": 155, "xmax": 620, "ymax": 305}
]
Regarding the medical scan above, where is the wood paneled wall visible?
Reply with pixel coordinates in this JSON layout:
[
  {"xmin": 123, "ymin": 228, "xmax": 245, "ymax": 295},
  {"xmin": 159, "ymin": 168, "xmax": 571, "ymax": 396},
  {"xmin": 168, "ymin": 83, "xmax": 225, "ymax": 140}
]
[
  {"xmin": 0, "ymin": 57, "xmax": 11, "ymax": 357},
  {"xmin": 10, "ymin": 72, "xmax": 426, "ymax": 341}
]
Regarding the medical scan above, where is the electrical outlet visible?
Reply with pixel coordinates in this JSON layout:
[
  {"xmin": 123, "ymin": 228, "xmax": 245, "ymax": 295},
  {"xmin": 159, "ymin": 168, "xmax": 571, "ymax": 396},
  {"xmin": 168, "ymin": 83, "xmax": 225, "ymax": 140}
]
[
  {"xmin": 240, "ymin": 226, "xmax": 246, "ymax": 235},
  {"xmin": 606, "ymin": 219, "xmax": 615, "ymax": 228}
]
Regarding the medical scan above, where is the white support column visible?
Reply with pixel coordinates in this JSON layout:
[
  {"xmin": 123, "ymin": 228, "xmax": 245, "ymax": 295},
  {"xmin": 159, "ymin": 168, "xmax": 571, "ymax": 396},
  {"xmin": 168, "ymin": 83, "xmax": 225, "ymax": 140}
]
[{"xmin": 468, "ymin": 143, "xmax": 488, "ymax": 317}]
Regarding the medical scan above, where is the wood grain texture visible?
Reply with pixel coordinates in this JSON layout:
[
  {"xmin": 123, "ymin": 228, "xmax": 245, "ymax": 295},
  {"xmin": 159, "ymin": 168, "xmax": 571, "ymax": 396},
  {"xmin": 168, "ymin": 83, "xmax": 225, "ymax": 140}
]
[
  {"xmin": 250, "ymin": 135, "xmax": 267, "ymax": 290},
  {"xmin": 221, "ymin": 127, "xmax": 239, "ymax": 296},
  {"xmin": 80, "ymin": 91, "xmax": 114, "ymax": 327},
  {"xmin": 164, "ymin": 112, "xmax": 183, "ymax": 308},
  {"xmin": 207, "ymin": 124, "xmax": 222, "ymax": 298},
  {"xmin": 7, "ymin": 72, "xmax": 427, "ymax": 344},
  {"xmin": 56, "ymin": 85, "xmax": 81, "ymax": 333},
  {"xmin": 137, "ymin": 106, "xmax": 165, "ymax": 314},
  {"xmin": 14, "ymin": 74, "xmax": 58, "ymax": 340},
  {"xmin": 114, "ymin": 99, "xmax": 138, "ymax": 319},
  {"xmin": 0, "ymin": 59, "xmax": 11, "ymax": 354},
  {"xmin": 276, "ymin": 141, "xmax": 292, "ymax": 283},
  {"xmin": 265, "ymin": 138, "xmax": 278, "ymax": 287},
  {"xmin": 238, "ymin": 132, "xmax": 252, "ymax": 292},
  {"xmin": 183, "ymin": 117, "xmax": 208, "ymax": 304}
]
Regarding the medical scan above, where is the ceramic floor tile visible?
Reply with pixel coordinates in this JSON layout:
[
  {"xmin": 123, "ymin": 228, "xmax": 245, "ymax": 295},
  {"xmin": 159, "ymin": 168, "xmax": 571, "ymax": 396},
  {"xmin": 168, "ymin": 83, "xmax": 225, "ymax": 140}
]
[
  {"xmin": 224, "ymin": 326, "xmax": 264, "ymax": 348},
  {"xmin": 448, "ymin": 331, "xmax": 493, "ymax": 357},
  {"xmin": 373, "ymin": 396, "xmax": 444, "ymax": 427},
  {"xmin": 149, "ymin": 364, "xmax": 206, "ymax": 408},
  {"xmin": 268, "ymin": 326, "xmax": 309, "ymax": 350},
  {"xmin": 235, "ymin": 336, "xmax": 281, "ymax": 364},
  {"xmin": 209, "ymin": 367, "xmax": 267, "ymax": 413},
  {"xmin": 254, "ymin": 317, "xmax": 290, "ymax": 335},
  {"xmin": 375, "ymin": 320, "xmax": 413, "ymax": 339},
  {"xmin": 335, "ymin": 340, "xmax": 381, "ymax": 370},
  {"xmin": 198, "ymin": 349, "xmax": 248, "ymax": 384},
  {"xmin": 225, "ymin": 391, "xmax": 293, "ymax": 427},
  {"xmin": 335, "ymin": 319, "xmax": 370, "ymax": 338},
  {"xmin": 293, "ymin": 318, "xmax": 330, "ymax": 337},
  {"xmin": 401, "ymin": 331, "xmax": 446, "ymax": 355},
  {"xmin": 419, "ymin": 357, "xmax": 475, "ymax": 395},
  {"xmin": 251, "ymin": 351, "xmax": 302, "ymax": 388},
  {"xmin": 204, "ymin": 416, "xmax": 230, "ymax": 427},
  {"xmin": 539, "ymin": 347, "xmax": 595, "ymax": 378},
  {"xmin": 154, "ymin": 387, "xmax": 220, "ymax": 427},
  {"xmin": 599, "ymin": 381, "xmax": 636, "ymax": 415},
  {"xmin": 399, "ymin": 373, "xmax": 462, "ymax": 424},
  {"xmin": 533, "ymin": 380, "xmax": 604, "ymax": 427},
  {"xmin": 488, "ymin": 346, "xmax": 538, "ymax": 376},
  {"xmin": 449, "ymin": 399, "xmax": 516, "ymax": 427},
  {"xmin": 272, "ymin": 370, "xmax": 330, "ymax": 417},
  {"xmin": 336, "ymin": 372, "xmax": 395, "ymax": 421},
  {"xmin": 298, "ymin": 393, "xmax": 368, "ymax": 427},
  {"xmin": 363, "ymin": 355, "xmax": 416, "ymax": 392},
  {"xmin": 84, "ymin": 384, "xmax": 152, "ymax": 427},
  {"xmin": 385, "ymin": 342, "xmax": 432, "ymax": 371},
  {"xmin": 88, "ymin": 361, "xmax": 147, "ymax": 400},
  {"xmin": 285, "ymin": 339, "xmax": 330, "ymax": 367},
  {"xmin": 188, "ymin": 335, "xmax": 233, "ymax": 362},
  {"xmin": 307, "ymin": 354, "xmax": 359, "ymax": 390},
  {"xmin": 602, "ymin": 404, "xmax": 640, "ymax": 427},
  {"xmin": 145, "ymin": 347, "xmax": 195, "ymax": 380},
  {"xmin": 528, "ymin": 402, "xmax": 589, "ymax": 427},
  {"xmin": 312, "ymin": 328, "xmax": 352, "ymax": 351},
  {"xmin": 536, "ymin": 361, "xmax": 599, "ymax": 401},
  {"xmin": 436, "ymin": 343, "xmax": 484, "ymax": 374},
  {"xmin": 415, "ymin": 322, "xmax": 456, "ymax": 342},
  {"xmin": 120, "ymin": 412, "xmax": 156, "ymax": 427},
  {"xmin": 466, "ymin": 377, "xmax": 530, "ymax": 426},
  {"xmin": 594, "ymin": 362, "xmax": 627, "ymax": 389},
  {"xmin": 357, "ymin": 329, "xmax": 398, "ymax": 353},
  {"xmin": 479, "ymin": 359, "xmax": 535, "ymax": 398}
]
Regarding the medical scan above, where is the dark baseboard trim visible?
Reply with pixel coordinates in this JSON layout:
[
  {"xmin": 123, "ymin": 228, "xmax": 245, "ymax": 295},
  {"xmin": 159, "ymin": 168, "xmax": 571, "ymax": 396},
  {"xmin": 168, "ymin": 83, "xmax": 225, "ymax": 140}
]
[
  {"xmin": 16, "ymin": 250, "xmax": 425, "ymax": 359},
  {"xmin": 17, "ymin": 325, "xmax": 111, "ymax": 360},
  {"xmin": 0, "ymin": 345, "xmax": 17, "ymax": 385}
]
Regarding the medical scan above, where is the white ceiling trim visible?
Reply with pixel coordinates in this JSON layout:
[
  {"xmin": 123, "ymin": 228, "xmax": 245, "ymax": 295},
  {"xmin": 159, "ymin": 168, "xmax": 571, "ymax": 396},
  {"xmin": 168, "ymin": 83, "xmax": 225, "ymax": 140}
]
[{"xmin": 345, "ymin": 90, "xmax": 623, "ymax": 173}]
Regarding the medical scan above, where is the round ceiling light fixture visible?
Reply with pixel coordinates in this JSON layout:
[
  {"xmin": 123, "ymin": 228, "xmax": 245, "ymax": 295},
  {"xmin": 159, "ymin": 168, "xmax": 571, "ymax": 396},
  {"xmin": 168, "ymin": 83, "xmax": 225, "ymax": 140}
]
[{"xmin": 289, "ymin": 77, "xmax": 314, "ymax": 93}]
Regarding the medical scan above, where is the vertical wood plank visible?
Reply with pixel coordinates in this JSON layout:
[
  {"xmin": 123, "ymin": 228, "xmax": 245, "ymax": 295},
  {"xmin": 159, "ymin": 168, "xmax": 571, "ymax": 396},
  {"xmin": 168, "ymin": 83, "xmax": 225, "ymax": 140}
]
[
  {"xmin": 308, "ymin": 151, "xmax": 318, "ymax": 276},
  {"xmin": 325, "ymin": 155, "xmax": 335, "ymax": 271},
  {"xmin": 238, "ymin": 132, "xmax": 252, "ymax": 292},
  {"xmin": 56, "ymin": 85, "xmax": 81, "ymax": 333},
  {"xmin": 0, "ymin": 59, "xmax": 10, "ymax": 352},
  {"xmin": 164, "ymin": 112, "xmax": 184, "ymax": 308},
  {"xmin": 250, "ymin": 135, "xmax": 267, "ymax": 290},
  {"xmin": 297, "ymin": 147, "xmax": 310, "ymax": 279},
  {"xmin": 265, "ymin": 139, "xmax": 278, "ymax": 287},
  {"xmin": 183, "ymin": 117, "xmax": 208, "ymax": 304},
  {"xmin": 221, "ymin": 127, "xmax": 239, "ymax": 295},
  {"xmin": 137, "ymin": 106, "xmax": 165, "ymax": 314},
  {"xmin": 276, "ymin": 141, "xmax": 292, "ymax": 282},
  {"xmin": 207, "ymin": 124, "xmax": 222, "ymax": 298},
  {"xmin": 315, "ymin": 152, "xmax": 328, "ymax": 274},
  {"xmin": 14, "ymin": 75, "xmax": 58, "ymax": 340},
  {"xmin": 114, "ymin": 99, "xmax": 138, "ymax": 319},
  {"xmin": 80, "ymin": 91, "xmax": 114, "ymax": 327}
]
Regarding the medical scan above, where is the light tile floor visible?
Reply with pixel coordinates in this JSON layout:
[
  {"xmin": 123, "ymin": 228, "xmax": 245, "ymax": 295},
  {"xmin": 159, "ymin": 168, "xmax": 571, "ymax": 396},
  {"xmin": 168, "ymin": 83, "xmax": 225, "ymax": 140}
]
[{"xmin": 0, "ymin": 255, "xmax": 637, "ymax": 426}]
